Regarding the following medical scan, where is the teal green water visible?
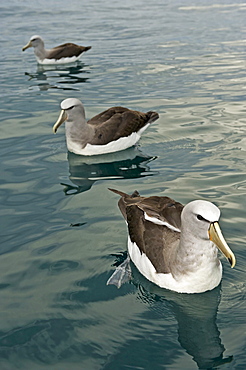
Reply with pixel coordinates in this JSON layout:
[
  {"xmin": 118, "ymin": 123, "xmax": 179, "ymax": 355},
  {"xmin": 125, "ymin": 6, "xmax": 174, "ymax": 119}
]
[{"xmin": 0, "ymin": 1, "xmax": 245, "ymax": 369}]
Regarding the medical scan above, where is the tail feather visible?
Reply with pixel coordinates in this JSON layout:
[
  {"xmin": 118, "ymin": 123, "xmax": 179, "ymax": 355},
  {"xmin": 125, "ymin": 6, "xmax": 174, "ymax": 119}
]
[
  {"xmin": 108, "ymin": 188, "xmax": 128, "ymax": 197},
  {"xmin": 146, "ymin": 111, "xmax": 159, "ymax": 124},
  {"xmin": 83, "ymin": 46, "xmax": 92, "ymax": 52},
  {"xmin": 108, "ymin": 188, "xmax": 140, "ymax": 198}
]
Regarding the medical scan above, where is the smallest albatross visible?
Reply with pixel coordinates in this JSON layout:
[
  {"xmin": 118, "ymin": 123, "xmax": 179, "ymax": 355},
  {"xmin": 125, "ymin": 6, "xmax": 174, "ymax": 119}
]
[
  {"xmin": 22, "ymin": 35, "xmax": 91, "ymax": 64},
  {"xmin": 108, "ymin": 189, "xmax": 236, "ymax": 293},
  {"xmin": 53, "ymin": 98, "xmax": 159, "ymax": 156}
]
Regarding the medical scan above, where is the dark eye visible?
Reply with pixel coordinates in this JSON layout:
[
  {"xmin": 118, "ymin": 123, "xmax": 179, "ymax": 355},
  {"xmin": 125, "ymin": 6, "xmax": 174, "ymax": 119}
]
[
  {"xmin": 197, "ymin": 214, "xmax": 206, "ymax": 221},
  {"xmin": 66, "ymin": 105, "xmax": 75, "ymax": 110}
]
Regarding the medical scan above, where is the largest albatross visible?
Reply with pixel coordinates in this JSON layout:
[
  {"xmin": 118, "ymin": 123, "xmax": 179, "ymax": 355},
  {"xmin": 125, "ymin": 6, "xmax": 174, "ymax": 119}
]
[
  {"xmin": 109, "ymin": 189, "xmax": 236, "ymax": 293},
  {"xmin": 53, "ymin": 98, "xmax": 159, "ymax": 156},
  {"xmin": 22, "ymin": 35, "xmax": 91, "ymax": 64}
]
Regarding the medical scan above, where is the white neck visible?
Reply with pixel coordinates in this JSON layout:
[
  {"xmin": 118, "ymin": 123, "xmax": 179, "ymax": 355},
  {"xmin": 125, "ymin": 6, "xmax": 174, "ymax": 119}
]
[{"xmin": 170, "ymin": 230, "xmax": 222, "ymax": 292}]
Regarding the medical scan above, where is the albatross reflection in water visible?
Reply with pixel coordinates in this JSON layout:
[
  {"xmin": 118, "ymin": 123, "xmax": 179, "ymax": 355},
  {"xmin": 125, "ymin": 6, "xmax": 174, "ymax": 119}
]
[
  {"xmin": 61, "ymin": 149, "xmax": 158, "ymax": 195},
  {"xmin": 24, "ymin": 63, "xmax": 90, "ymax": 91},
  {"xmin": 108, "ymin": 259, "xmax": 233, "ymax": 369}
]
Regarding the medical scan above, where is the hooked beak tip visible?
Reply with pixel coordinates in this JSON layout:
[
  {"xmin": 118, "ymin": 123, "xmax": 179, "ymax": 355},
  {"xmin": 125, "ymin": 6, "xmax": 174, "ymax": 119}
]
[
  {"xmin": 228, "ymin": 255, "xmax": 236, "ymax": 269},
  {"xmin": 22, "ymin": 44, "xmax": 30, "ymax": 52}
]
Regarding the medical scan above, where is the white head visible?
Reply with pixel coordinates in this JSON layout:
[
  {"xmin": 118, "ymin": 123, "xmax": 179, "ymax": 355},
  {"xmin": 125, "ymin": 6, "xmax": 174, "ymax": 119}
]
[
  {"xmin": 61, "ymin": 98, "xmax": 85, "ymax": 114},
  {"xmin": 181, "ymin": 200, "xmax": 236, "ymax": 267},
  {"xmin": 22, "ymin": 35, "xmax": 44, "ymax": 51},
  {"xmin": 53, "ymin": 98, "xmax": 86, "ymax": 133},
  {"xmin": 181, "ymin": 200, "xmax": 220, "ymax": 240}
]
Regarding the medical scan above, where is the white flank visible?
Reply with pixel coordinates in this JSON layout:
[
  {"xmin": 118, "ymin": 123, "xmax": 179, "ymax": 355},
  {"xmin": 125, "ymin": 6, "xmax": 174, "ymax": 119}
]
[
  {"xmin": 37, "ymin": 56, "xmax": 79, "ymax": 65},
  {"xmin": 144, "ymin": 212, "xmax": 181, "ymax": 232},
  {"xmin": 67, "ymin": 132, "xmax": 141, "ymax": 156}
]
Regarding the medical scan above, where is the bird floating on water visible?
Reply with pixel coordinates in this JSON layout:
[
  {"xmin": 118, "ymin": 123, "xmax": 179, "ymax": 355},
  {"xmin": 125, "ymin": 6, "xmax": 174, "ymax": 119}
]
[
  {"xmin": 108, "ymin": 188, "xmax": 236, "ymax": 293},
  {"xmin": 53, "ymin": 98, "xmax": 159, "ymax": 156},
  {"xmin": 22, "ymin": 35, "xmax": 91, "ymax": 64}
]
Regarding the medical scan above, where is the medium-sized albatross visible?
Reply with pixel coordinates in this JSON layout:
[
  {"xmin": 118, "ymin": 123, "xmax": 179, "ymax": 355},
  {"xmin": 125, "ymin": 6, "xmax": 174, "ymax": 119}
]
[
  {"xmin": 53, "ymin": 98, "xmax": 159, "ymax": 156},
  {"xmin": 108, "ymin": 188, "xmax": 236, "ymax": 293},
  {"xmin": 22, "ymin": 35, "xmax": 91, "ymax": 64}
]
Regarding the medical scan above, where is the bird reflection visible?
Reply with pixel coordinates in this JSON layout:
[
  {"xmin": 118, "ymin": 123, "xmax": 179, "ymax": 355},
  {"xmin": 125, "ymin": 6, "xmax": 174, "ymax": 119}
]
[
  {"xmin": 61, "ymin": 148, "xmax": 158, "ymax": 195},
  {"xmin": 24, "ymin": 62, "xmax": 90, "ymax": 91},
  {"xmin": 109, "ymin": 256, "xmax": 233, "ymax": 369}
]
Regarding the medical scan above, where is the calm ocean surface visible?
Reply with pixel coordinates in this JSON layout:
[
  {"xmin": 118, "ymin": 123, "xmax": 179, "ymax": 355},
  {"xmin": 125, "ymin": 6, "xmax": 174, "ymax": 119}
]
[{"xmin": 0, "ymin": 0, "xmax": 245, "ymax": 369}]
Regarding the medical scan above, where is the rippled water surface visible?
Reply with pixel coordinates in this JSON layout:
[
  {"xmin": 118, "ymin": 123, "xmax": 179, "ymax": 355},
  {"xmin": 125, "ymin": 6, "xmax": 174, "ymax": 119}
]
[{"xmin": 0, "ymin": 0, "xmax": 245, "ymax": 369}]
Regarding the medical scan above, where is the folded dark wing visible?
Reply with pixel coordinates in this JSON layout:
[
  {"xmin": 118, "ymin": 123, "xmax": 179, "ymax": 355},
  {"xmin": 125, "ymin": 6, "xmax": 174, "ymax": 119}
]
[
  {"xmin": 47, "ymin": 43, "xmax": 91, "ymax": 59},
  {"xmin": 137, "ymin": 196, "xmax": 183, "ymax": 230},
  {"xmin": 109, "ymin": 189, "xmax": 182, "ymax": 274},
  {"xmin": 126, "ymin": 203, "xmax": 180, "ymax": 273},
  {"xmin": 87, "ymin": 107, "xmax": 159, "ymax": 145}
]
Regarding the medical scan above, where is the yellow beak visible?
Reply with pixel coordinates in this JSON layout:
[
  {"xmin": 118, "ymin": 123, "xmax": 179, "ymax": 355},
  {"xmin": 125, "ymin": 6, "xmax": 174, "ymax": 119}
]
[
  {"xmin": 209, "ymin": 222, "xmax": 236, "ymax": 268},
  {"xmin": 22, "ymin": 41, "xmax": 32, "ymax": 51},
  {"xmin": 53, "ymin": 110, "xmax": 68, "ymax": 134}
]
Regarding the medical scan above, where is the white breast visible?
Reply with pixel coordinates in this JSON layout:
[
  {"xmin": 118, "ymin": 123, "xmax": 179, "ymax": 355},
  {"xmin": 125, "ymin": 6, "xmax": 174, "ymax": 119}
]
[{"xmin": 127, "ymin": 238, "xmax": 223, "ymax": 293}]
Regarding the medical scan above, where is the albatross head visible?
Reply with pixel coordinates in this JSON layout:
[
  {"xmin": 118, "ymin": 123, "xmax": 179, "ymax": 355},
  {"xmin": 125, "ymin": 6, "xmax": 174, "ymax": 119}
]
[
  {"xmin": 53, "ymin": 98, "xmax": 86, "ymax": 133},
  {"xmin": 22, "ymin": 35, "xmax": 44, "ymax": 51},
  {"xmin": 181, "ymin": 200, "xmax": 236, "ymax": 268}
]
